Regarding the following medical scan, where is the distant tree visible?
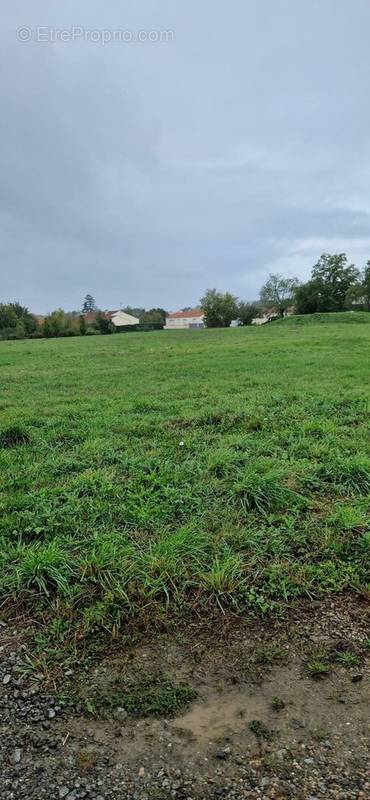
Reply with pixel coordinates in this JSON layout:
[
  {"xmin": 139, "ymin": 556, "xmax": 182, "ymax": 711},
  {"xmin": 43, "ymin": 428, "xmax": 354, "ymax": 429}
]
[
  {"xmin": 122, "ymin": 306, "xmax": 145, "ymax": 319},
  {"xmin": 0, "ymin": 303, "xmax": 27, "ymax": 339},
  {"xmin": 237, "ymin": 301, "xmax": 261, "ymax": 326},
  {"xmin": 79, "ymin": 314, "xmax": 87, "ymax": 335},
  {"xmin": 311, "ymin": 253, "xmax": 360, "ymax": 311},
  {"xmin": 294, "ymin": 280, "xmax": 323, "ymax": 314},
  {"xmin": 9, "ymin": 302, "xmax": 37, "ymax": 334},
  {"xmin": 295, "ymin": 253, "xmax": 361, "ymax": 314},
  {"xmin": 200, "ymin": 289, "xmax": 238, "ymax": 328},
  {"xmin": 346, "ymin": 261, "xmax": 370, "ymax": 310},
  {"xmin": 42, "ymin": 309, "xmax": 73, "ymax": 338},
  {"xmin": 95, "ymin": 312, "xmax": 114, "ymax": 334},
  {"xmin": 139, "ymin": 308, "xmax": 167, "ymax": 327},
  {"xmin": 82, "ymin": 294, "xmax": 96, "ymax": 313},
  {"xmin": 362, "ymin": 262, "xmax": 370, "ymax": 310},
  {"xmin": 0, "ymin": 304, "xmax": 18, "ymax": 330},
  {"xmin": 259, "ymin": 274, "xmax": 298, "ymax": 317}
]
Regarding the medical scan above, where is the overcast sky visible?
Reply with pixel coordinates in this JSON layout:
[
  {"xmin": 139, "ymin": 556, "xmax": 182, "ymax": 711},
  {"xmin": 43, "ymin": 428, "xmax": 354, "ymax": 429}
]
[{"xmin": 2, "ymin": 1, "xmax": 370, "ymax": 313}]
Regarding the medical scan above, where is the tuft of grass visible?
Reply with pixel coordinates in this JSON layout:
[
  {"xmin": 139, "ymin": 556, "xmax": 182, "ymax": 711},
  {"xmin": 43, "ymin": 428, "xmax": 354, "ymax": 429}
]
[
  {"xmin": 271, "ymin": 696, "xmax": 285, "ymax": 712},
  {"xmin": 306, "ymin": 655, "xmax": 330, "ymax": 680},
  {"xmin": 248, "ymin": 719, "xmax": 274, "ymax": 741},
  {"xmin": 335, "ymin": 651, "xmax": 361, "ymax": 669},
  {"xmin": 311, "ymin": 727, "xmax": 330, "ymax": 742},
  {"xmin": 314, "ymin": 456, "xmax": 370, "ymax": 496},
  {"xmin": 196, "ymin": 552, "xmax": 245, "ymax": 609},
  {"xmin": 76, "ymin": 750, "xmax": 98, "ymax": 771},
  {"xmin": 235, "ymin": 467, "xmax": 304, "ymax": 515},
  {"xmin": 0, "ymin": 425, "xmax": 30, "ymax": 448},
  {"xmin": 11, "ymin": 541, "xmax": 75, "ymax": 598},
  {"xmin": 255, "ymin": 645, "xmax": 283, "ymax": 665}
]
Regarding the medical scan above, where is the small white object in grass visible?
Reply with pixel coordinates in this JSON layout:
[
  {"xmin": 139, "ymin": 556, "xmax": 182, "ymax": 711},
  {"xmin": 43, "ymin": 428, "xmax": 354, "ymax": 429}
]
[{"xmin": 179, "ymin": 441, "xmax": 184, "ymax": 446}]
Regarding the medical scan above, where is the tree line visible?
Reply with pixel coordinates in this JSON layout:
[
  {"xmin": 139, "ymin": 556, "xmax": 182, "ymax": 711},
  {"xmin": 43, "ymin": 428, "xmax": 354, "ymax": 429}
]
[
  {"xmin": 201, "ymin": 253, "xmax": 370, "ymax": 327},
  {"xmin": 1, "ymin": 253, "xmax": 369, "ymax": 339},
  {"xmin": 0, "ymin": 296, "xmax": 168, "ymax": 340}
]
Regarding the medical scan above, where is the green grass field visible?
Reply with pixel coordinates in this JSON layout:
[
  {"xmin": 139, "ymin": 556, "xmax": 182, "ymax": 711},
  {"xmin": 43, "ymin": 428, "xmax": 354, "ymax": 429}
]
[{"xmin": 1, "ymin": 313, "xmax": 369, "ymax": 665}]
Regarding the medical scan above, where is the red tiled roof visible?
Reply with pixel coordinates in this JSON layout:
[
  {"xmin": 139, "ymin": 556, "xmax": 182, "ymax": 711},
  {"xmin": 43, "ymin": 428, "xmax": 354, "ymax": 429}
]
[
  {"xmin": 84, "ymin": 311, "xmax": 98, "ymax": 322},
  {"xmin": 84, "ymin": 310, "xmax": 120, "ymax": 322},
  {"xmin": 167, "ymin": 309, "xmax": 204, "ymax": 319}
]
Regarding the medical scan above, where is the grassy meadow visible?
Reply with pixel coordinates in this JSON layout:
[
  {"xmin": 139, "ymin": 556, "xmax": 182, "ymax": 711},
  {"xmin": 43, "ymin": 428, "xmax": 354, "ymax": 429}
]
[{"xmin": 0, "ymin": 313, "xmax": 369, "ymax": 664}]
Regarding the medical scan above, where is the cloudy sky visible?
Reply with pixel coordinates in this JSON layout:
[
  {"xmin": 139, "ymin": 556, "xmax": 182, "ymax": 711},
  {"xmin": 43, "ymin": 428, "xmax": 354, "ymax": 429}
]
[{"xmin": 2, "ymin": 1, "xmax": 370, "ymax": 313}]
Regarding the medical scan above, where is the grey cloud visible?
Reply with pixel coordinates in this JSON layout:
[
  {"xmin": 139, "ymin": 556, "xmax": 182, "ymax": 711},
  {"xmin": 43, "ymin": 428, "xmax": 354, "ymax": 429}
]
[{"xmin": 1, "ymin": 0, "xmax": 370, "ymax": 312}]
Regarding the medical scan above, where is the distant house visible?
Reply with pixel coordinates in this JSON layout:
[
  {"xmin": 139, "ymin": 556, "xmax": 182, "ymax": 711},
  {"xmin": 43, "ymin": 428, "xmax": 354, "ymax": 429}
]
[
  {"xmin": 164, "ymin": 309, "xmax": 205, "ymax": 329},
  {"xmin": 106, "ymin": 310, "xmax": 139, "ymax": 327},
  {"xmin": 251, "ymin": 307, "xmax": 294, "ymax": 325},
  {"xmin": 84, "ymin": 309, "xmax": 139, "ymax": 327},
  {"xmin": 251, "ymin": 314, "xmax": 275, "ymax": 325}
]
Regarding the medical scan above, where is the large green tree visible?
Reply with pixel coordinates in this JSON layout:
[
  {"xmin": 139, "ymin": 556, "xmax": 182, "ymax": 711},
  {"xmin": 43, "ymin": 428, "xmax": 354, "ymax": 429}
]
[
  {"xmin": 43, "ymin": 309, "xmax": 73, "ymax": 338},
  {"xmin": 295, "ymin": 253, "xmax": 361, "ymax": 314},
  {"xmin": 10, "ymin": 302, "xmax": 37, "ymax": 334},
  {"xmin": 0, "ymin": 302, "xmax": 37, "ymax": 339},
  {"xmin": 0, "ymin": 304, "xmax": 18, "ymax": 329},
  {"xmin": 200, "ymin": 289, "xmax": 238, "ymax": 328},
  {"xmin": 237, "ymin": 301, "xmax": 261, "ymax": 325},
  {"xmin": 294, "ymin": 280, "xmax": 323, "ymax": 314},
  {"xmin": 311, "ymin": 253, "xmax": 360, "ymax": 311},
  {"xmin": 259, "ymin": 274, "xmax": 298, "ymax": 317},
  {"xmin": 139, "ymin": 308, "xmax": 167, "ymax": 327}
]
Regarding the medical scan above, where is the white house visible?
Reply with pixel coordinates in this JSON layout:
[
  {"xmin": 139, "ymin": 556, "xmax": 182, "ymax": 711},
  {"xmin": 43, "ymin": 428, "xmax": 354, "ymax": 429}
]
[
  {"xmin": 106, "ymin": 310, "xmax": 139, "ymax": 327},
  {"xmin": 84, "ymin": 309, "xmax": 139, "ymax": 327},
  {"xmin": 251, "ymin": 307, "xmax": 294, "ymax": 325},
  {"xmin": 164, "ymin": 309, "xmax": 205, "ymax": 329},
  {"xmin": 251, "ymin": 315, "xmax": 272, "ymax": 325}
]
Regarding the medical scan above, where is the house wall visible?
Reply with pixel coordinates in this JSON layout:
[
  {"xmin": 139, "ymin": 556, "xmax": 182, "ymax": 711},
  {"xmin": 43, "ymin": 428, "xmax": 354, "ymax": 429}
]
[{"xmin": 165, "ymin": 315, "xmax": 204, "ymax": 329}]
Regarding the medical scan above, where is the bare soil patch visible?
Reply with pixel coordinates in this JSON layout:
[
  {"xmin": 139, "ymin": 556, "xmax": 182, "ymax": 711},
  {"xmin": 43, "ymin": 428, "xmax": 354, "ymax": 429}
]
[{"xmin": 1, "ymin": 598, "xmax": 369, "ymax": 799}]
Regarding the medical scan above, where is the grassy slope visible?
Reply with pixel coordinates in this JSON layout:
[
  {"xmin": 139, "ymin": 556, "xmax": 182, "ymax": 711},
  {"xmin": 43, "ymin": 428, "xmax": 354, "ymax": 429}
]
[
  {"xmin": 0, "ymin": 320, "xmax": 369, "ymax": 660},
  {"xmin": 272, "ymin": 311, "xmax": 370, "ymax": 326}
]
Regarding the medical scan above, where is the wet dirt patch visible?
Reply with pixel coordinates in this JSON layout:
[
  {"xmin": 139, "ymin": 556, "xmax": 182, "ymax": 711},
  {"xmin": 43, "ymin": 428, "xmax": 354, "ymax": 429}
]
[{"xmin": 1, "ymin": 598, "xmax": 369, "ymax": 799}]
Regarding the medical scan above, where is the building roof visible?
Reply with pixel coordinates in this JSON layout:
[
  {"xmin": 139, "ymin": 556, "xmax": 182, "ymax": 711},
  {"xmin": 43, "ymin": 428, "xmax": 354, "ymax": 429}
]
[
  {"xmin": 84, "ymin": 311, "xmax": 99, "ymax": 323},
  {"xmin": 167, "ymin": 309, "xmax": 204, "ymax": 319},
  {"xmin": 109, "ymin": 310, "xmax": 139, "ymax": 325},
  {"xmin": 83, "ymin": 309, "xmax": 138, "ymax": 324}
]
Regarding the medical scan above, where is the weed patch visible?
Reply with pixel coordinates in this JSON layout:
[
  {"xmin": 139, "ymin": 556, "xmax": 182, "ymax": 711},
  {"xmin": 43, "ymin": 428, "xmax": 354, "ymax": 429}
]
[
  {"xmin": 271, "ymin": 696, "xmax": 285, "ymax": 712},
  {"xmin": 249, "ymin": 719, "xmax": 274, "ymax": 741},
  {"xmin": 87, "ymin": 674, "xmax": 197, "ymax": 718},
  {"xmin": 306, "ymin": 654, "xmax": 331, "ymax": 680}
]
